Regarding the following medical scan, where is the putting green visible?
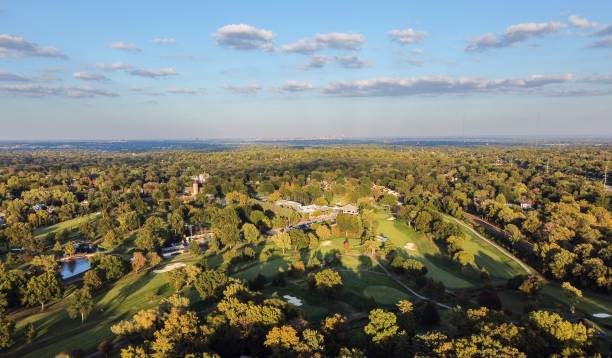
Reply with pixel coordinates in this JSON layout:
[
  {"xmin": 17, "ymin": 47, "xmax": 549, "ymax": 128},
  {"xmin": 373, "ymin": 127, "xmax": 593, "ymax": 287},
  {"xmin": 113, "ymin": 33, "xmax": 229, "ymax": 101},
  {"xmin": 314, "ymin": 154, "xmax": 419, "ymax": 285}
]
[{"xmin": 363, "ymin": 285, "xmax": 408, "ymax": 305}]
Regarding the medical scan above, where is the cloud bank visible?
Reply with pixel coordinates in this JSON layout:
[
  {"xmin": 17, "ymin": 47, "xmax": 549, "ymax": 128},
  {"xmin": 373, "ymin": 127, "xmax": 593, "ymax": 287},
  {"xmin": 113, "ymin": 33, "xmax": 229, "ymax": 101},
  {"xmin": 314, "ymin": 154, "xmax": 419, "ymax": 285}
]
[
  {"xmin": 0, "ymin": 34, "xmax": 66, "ymax": 58},
  {"xmin": 466, "ymin": 21, "xmax": 562, "ymax": 51},
  {"xmin": 282, "ymin": 32, "xmax": 365, "ymax": 54}
]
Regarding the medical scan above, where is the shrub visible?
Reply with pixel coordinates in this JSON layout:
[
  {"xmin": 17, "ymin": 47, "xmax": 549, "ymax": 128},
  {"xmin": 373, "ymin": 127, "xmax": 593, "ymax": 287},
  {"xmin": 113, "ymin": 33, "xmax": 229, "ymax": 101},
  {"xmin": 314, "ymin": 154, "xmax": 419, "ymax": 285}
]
[
  {"xmin": 416, "ymin": 301, "xmax": 440, "ymax": 327},
  {"xmin": 477, "ymin": 289, "xmax": 503, "ymax": 311},
  {"xmin": 272, "ymin": 272, "xmax": 287, "ymax": 287},
  {"xmin": 248, "ymin": 274, "xmax": 267, "ymax": 291},
  {"xmin": 290, "ymin": 260, "xmax": 306, "ymax": 277},
  {"xmin": 390, "ymin": 256, "xmax": 405, "ymax": 273},
  {"xmin": 403, "ymin": 259, "xmax": 427, "ymax": 278}
]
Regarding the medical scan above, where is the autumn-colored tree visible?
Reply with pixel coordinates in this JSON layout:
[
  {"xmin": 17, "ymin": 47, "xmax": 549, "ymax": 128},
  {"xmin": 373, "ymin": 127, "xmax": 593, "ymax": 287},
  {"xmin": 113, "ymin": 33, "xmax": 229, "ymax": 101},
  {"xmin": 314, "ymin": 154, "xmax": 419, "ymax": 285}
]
[
  {"xmin": 131, "ymin": 252, "xmax": 147, "ymax": 273},
  {"xmin": 309, "ymin": 269, "xmax": 343, "ymax": 297},
  {"xmin": 364, "ymin": 309, "xmax": 399, "ymax": 344},
  {"xmin": 561, "ymin": 282, "xmax": 582, "ymax": 314}
]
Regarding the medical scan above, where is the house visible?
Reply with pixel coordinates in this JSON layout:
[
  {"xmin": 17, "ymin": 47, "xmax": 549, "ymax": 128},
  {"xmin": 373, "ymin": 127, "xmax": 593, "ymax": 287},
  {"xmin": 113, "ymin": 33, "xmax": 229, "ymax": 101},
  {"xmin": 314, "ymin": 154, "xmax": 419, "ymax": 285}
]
[
  {"xmin": 372, "ymin": 184, "xmax": 400, "ymax": 198},
  {"xmin": 339, "ymin": 204, "xmax": 359, "ymax": 215},
  {"xmin": 276, "ymin": 200, "xmax": 304, "ymax": 211},
  {"xmin": 32, "ymin": 204, "xmax": 48, "ymax": 212},
  {"xmin": 519, "ymin": 200, "xmax": 534, "ymax": 210},
  {"xmin": 301, "ymin": 204, "xmax": 328, "ymax": 214}
]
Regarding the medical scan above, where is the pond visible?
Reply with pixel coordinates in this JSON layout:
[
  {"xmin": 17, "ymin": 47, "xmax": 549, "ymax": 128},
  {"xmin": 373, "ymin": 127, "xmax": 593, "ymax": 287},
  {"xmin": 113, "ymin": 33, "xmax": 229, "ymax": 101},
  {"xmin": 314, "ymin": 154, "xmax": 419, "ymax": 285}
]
[{"xmin": 60, "ymin": 258, "xmax": 91, "ymax": 280}]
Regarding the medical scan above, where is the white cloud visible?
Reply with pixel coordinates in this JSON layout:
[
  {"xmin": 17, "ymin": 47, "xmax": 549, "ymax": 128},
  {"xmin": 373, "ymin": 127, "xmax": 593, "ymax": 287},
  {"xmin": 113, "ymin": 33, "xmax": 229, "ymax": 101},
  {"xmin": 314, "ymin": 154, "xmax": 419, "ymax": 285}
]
[
  {"xmin": 321, "ymin": 74, "xmax": 573, "ymax": 96},
  {"xmin": 404, "ymin": 58, "xmax": 424, "ymax": 66},
  {"xmin": 111, "ymin": 41, "xmax": 142, "ymax": 52},
  {"xmin": 282, "ymin": 32, "xmax": 365, "ymax": 54},
  {"xmin": 568, "ymin": 15, "xmax": 599, "ymax": 29},
  {"xmin": 334, "ymin": 55, "xmax": 368, "ymax": 69},
  {"xmin": 0, "ymin": 34, "xmax": 66, "ymax": 58},
  {"xmin": 582, "ymin": 74, "xmax": 612, "ymax": 84},
  {"xmin": 278, "ymin": 80, "xmax": 313, "ymax": 93},
  {"xmin": 130, "ymin": 87, "xmax": 163, "ymax": 96},
  {"xmin": 73, "ymin": 71, "xmax": 109, "ymax": 81},
  {"xmin": 152, "ymin": 37, "xmax": 176, "ymax": 45},
  {"xmin": 302, "ymin": 54, "xmax": 367, "ymax": 70},
  {"xmin": 388, "ymin": 28, "xmax": 427, "ymax": 44},
  {"xmin": 129, "ymin": 67, "xmax": 177, "ymax": 78},
  {"xmin": 213, "ymin": 24, "xmax": 275, "ymax": 51},
  {"xmin": 589, "ymin": 36, "xmax": 612, "ymax": 48},
  {"xmin": 0, "ymin": 84, "xmax": 118, "ymax": 98},
  {"xmin": 96, "ymin": 62, "xmax": 133, "ymax": 71},
  {"xmin": 594, "ymin": 24, "xmax": 612, "ymax": 37},
  {"xmin": 302, "ymin": 55, "xmax": 331, "ymax": 69},
  {"xmin": 223, "ymin": 83, "xmax": 262, "ymax": 94},
  {"xmin": 167, "ymin": 88, "xmax": 198, "ymax": 94},
  {"xmin": 466, "ymin": 21, "xmax": 562, "ymax": 51},
  {"xmin": 0, "ymin": 71, "xmax": 30, "ymax": 82}
]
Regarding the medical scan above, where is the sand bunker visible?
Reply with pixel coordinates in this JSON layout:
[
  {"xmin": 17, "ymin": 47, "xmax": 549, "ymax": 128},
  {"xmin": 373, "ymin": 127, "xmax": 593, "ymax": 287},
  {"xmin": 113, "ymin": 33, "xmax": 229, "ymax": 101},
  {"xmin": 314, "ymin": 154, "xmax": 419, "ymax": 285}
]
[
  {"xmin": 153, "ymin": 262, "xmax": 186, "ymax": 274},
  {"xmin": 321, "ymin": 240, "xmax": 332, "ymax": 247},
  {"xmin": 387, "ymin": 217, "xmax": 395, "ymax": 221},
  {"xmin": 283, "ymin": 294, "xmax": 303, "ymax": 306},
  {"xmin": 593, "ymin": 313, "xmax": 611, "ymax": 318},
  {"xmin": 404, "ymin": 243, "xmax": 417, "ymax": 251}
]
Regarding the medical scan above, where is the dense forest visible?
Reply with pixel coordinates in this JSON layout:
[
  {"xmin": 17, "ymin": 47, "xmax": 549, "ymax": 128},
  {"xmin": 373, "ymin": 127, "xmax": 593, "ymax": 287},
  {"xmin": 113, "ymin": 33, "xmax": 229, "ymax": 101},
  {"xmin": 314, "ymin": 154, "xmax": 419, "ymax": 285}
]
[{"xmin": 0, "ymin": 146, "xmax": 610, "ymax": 357}]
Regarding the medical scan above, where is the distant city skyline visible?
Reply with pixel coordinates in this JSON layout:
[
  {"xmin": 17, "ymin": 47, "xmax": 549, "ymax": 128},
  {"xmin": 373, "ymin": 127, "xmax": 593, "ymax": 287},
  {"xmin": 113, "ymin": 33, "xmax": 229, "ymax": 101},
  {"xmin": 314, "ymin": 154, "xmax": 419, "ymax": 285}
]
[{"xmin": 1, "ymin": 1, "xmax": 612, "ymax": 139}]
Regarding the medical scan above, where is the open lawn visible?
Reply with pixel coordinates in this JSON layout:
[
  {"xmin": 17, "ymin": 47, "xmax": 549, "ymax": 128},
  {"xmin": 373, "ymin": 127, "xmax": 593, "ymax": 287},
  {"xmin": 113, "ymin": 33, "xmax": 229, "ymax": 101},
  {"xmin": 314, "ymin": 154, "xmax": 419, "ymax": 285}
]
[
  {"xmin": 33, "ymin": 213, "xmax": 100, "ymax": 242},
  {"xmin": 375, "ymin": 211, "xmax": 527, "ymax": 289},
  {"xmin": 7, "ymin": 253, "xmax": 194, "ymax": 358}
]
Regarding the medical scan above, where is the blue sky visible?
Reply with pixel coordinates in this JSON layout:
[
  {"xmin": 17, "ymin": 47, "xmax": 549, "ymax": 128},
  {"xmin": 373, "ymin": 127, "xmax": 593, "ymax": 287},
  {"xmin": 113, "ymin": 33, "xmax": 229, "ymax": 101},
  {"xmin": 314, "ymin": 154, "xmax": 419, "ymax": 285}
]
[{"xmin": 1, "ymin": 1, "xmax": 611, "ymax": 139}]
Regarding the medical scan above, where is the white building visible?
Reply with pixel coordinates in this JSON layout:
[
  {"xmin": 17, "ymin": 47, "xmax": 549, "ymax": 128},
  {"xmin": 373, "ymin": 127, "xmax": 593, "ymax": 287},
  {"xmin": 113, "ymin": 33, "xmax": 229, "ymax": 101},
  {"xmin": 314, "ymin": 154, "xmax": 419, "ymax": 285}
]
[{"xmin": 339, "ymin": 204, "xmax": 359, "ymax": 215}]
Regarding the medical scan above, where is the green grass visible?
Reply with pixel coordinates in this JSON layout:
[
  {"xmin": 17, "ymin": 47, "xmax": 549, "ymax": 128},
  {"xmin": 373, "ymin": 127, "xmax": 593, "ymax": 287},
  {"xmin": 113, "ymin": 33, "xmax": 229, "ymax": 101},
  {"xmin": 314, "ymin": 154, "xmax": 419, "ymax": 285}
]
[
  {"xmin": 375, "ymin": 212, "xmax": 473, "ymax": 289},
  {"xmin": 375, "ymin": 210, "xmax": 526, "ymax": 289},
  {"xmin": 7, "ymin": 254, "xmax": 192, "ymax": 358},
  {"xmin": 363, "ymin": 286, "xmax": 408, "ymax": 305},
  {"xmin": 33, "ymin": 213, "xmax": 100, "ymax": 241},
  {"xmin": 441, "ymin": 214, "xmax": 528, "ymax": 279},
  {"xmin": 12, "ymin": 210, "xmax": 585, "ymax": 356}
]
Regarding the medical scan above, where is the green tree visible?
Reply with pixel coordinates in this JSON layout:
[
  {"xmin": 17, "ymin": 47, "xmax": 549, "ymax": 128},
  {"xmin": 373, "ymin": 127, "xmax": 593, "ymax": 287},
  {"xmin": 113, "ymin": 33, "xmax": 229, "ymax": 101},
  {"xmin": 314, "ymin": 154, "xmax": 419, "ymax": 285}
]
[
  {"xmin": 22, "ymin": 272, "xmax": 62, "ymax": 311},
  {"xmin": 91, "ymin": 254, "xmax": 126, "ymax": 281},
  {"xmin": 415, "ymin": 211, "xmax": 433, "ymax": 233},
  {"xmin": 64, "ymin": 241, "xmax": 76, "ymax": 257},
  {"xmin": 242, "ymin": 223, "xmax": 260, "ymax": 244},
  {"xmin": 362, "ymin": 239, "xmax": 380, "ymax": 257},
  {"xmin": 194, "ymin": 270, "xmax": 230, "ymax": 301},
  {"xmin": 25, "ymin": 322, "xmax": 36, "ymax": 343},
  {"xmin": 67, "ymin": 287, "xmax": 93, "ymax": 323},
  {"xmin": 167, "ymin": 209, "xmax": 185, "ymax": 236},
  {"xmin": 0, "ymin": 313, "xmax": 15, "ymax": 349},
  {"xmin": 83, "ymin": 269, "xmax": 104, "ymax": 290},
  {"xmin": 271, "ymin": 232, "xmax": 291, "ymax": 255}
]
